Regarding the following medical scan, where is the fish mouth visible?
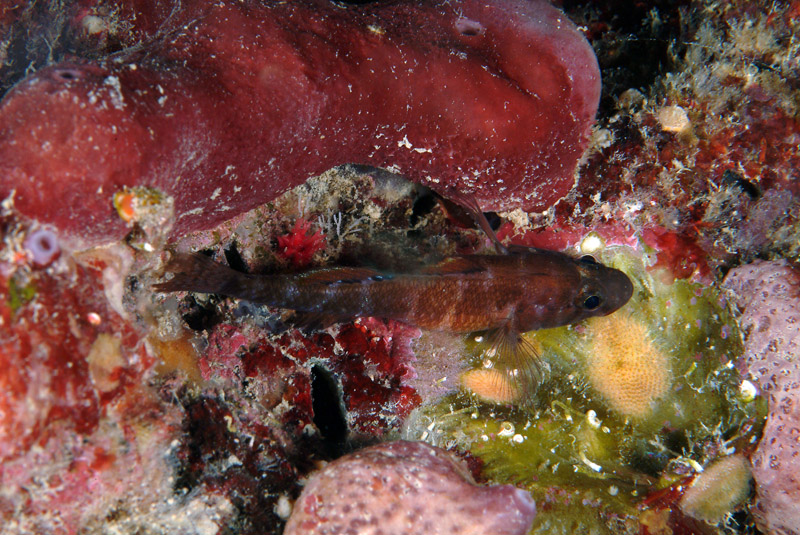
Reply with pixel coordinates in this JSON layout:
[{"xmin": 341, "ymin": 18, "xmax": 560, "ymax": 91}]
[{"xmin": 604, "ymin": 268, "xmax": 634, "ymax": 312}]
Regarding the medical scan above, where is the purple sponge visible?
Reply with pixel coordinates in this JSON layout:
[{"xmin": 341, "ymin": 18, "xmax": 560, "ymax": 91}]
[{"xmin": 723, "ymin": 260, "xmax": 800, "ymax": 535}]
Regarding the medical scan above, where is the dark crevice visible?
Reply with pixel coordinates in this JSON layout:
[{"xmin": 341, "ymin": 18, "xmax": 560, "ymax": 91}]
[
  {"xmin": 180, "ymin": 295, "xmax": 220, "ymax": 332},
  {"xmin": 410, "ymin": 191, "xmax": 437, "ymax": 227},
  {"xmin": 224, "ymin": 242, "xmax": 249, "ymax": 272},
  {"xmin": 311, "ymin": 365, "xmax": 348, "ymax": 458},
  {"xmin": 722, "ymin": 169, "xmax": 761, "ymax": 199}
]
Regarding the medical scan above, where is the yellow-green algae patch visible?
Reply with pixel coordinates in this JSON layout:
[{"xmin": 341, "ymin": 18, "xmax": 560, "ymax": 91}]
[
  {"xmin": 8, "ymin": 277, "xmax": 36, "ymax": 313},
  {"xmin": 404, "ymin": 246, "xmax": 766, "ymax": 534}
]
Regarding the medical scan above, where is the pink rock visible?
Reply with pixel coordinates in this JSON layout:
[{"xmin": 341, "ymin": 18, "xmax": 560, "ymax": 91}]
[
  {"xmin": 723, "ymin": 260, "xmax": 800, "ymax": 535},
  {"xmin": 284, "ymin": 440, "xmax": 536, "ymax": 535},
  {"xmin": 0, "ymin": 0, "xmax": 599, "ymax": 246}
]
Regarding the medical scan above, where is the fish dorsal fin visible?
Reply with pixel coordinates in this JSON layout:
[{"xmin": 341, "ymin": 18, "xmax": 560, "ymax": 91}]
[
  {"xmin": 441, "ymin": 193, "xmax": 509, "ymax": 255},
  {"xmin": 297, "ymin": 266, "xmax": 388, "ymax": 285},
  {"xmin": 421, "ymin": 256, "xmax": 485, "ymax": 275}
]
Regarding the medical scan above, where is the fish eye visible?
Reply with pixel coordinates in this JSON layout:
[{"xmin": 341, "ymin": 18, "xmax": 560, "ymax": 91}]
[
  {"xmin": 579, "ymin": 255, "xmax": 598, "ymax": 265},
  {"xmin": 583, "ymin": 295, "xmax": 602, "ymax": 310}
]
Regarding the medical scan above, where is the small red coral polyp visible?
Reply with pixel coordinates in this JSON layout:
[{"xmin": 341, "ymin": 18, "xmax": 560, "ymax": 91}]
[
  {"xmin": 0, "ymin": 0, "xmax": 600, "ymax": 246},
  {"xmin": 277, "ymin": 220, "xmax": 326, "ymax": 268}
]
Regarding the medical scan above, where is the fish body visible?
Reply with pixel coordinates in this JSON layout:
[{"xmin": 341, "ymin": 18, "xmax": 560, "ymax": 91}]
[
  {"xmin": 154, "ymin": 206, "xmax": 633, "ymax": 400},
  {"xmin": 155, "ymin": 248, "xmax": 632, "ymax": 334}
]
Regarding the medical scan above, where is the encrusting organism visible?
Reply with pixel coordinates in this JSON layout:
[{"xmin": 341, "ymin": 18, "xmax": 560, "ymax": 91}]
[
  {"xmin": 584, "ymin": 313, "xmax": 671, "ymax": 419},
  {"xmin": 24, "ymin": 228, "xmax": 60, "ymax": 267},
  {"xmin": 283, "ymin": 440, "xmax": 537, "ymax": 535}
]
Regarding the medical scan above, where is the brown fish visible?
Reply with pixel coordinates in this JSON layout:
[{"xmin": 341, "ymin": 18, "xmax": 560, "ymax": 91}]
[{"xmin": 154, "ymin": 208, "xmax": 633, "ymax": 398}]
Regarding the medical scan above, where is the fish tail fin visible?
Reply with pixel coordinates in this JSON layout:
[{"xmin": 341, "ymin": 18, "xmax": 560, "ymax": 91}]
[
  {"xmin": 153, "ymin": 252, "xmax": 249, "ymax": 297},
  {"xmin": 485, "ymin": 324, "xmax": 543, "ymax": 404}
]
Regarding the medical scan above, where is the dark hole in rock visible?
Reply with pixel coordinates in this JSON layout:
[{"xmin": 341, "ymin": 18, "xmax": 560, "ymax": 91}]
[
  {"xmin": 54, "ymin": 68, "xmax": 81, "ymax": 81},
  {"xmin": 181, "ymin": 295, "xmax": 220, "ymax": 332},
  {"xmin": 722, "ymin": 169, "xmax": 761, "ymax": 199},
  {"xmin": 224, "ymin": 242, "xmax": 249, "ymax": 273},
  {"xmin": 311, "ymin": 365, "xmax": 349, "ymax": 458},
  {"xmin": 410, "ymin": 192, "xmax": 437, "ymax": 227},
  {"xmin": 484, "ymin": 211, "xmax": 501, "ymax": 231}
]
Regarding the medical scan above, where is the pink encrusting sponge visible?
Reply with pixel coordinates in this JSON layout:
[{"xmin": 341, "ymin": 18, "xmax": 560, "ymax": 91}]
[
  {"xmin": 284, "ymin": 440, "xmax": 536, "ymax": 535},
  {"xmin": 723, "ymin": 260, "xmax": 800, "ymax": 535}
]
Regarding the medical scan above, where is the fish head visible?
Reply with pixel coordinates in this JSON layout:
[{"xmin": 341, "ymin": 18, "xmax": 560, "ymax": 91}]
[
  {"xmin": 570, "ymin": 255, "xmax": 634, "ymax": 319},
  {"xmin": 512, "ymin": 250, "xmax": 634, "ymax": 331}
]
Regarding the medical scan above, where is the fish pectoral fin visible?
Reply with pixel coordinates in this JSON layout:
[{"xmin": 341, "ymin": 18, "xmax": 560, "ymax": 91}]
[
  {"xmin": 298, "ymin": 266, "xmax": 386, "ymax": 285},
  {"xmin": 482, "ymin": 322, "xmax": 543, "ymax": 403}
]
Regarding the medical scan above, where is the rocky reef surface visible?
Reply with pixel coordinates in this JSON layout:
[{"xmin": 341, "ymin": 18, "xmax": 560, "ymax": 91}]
[{"xmin": 1, "ymin": 1, "xmax": 799, "ymax": 534}]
